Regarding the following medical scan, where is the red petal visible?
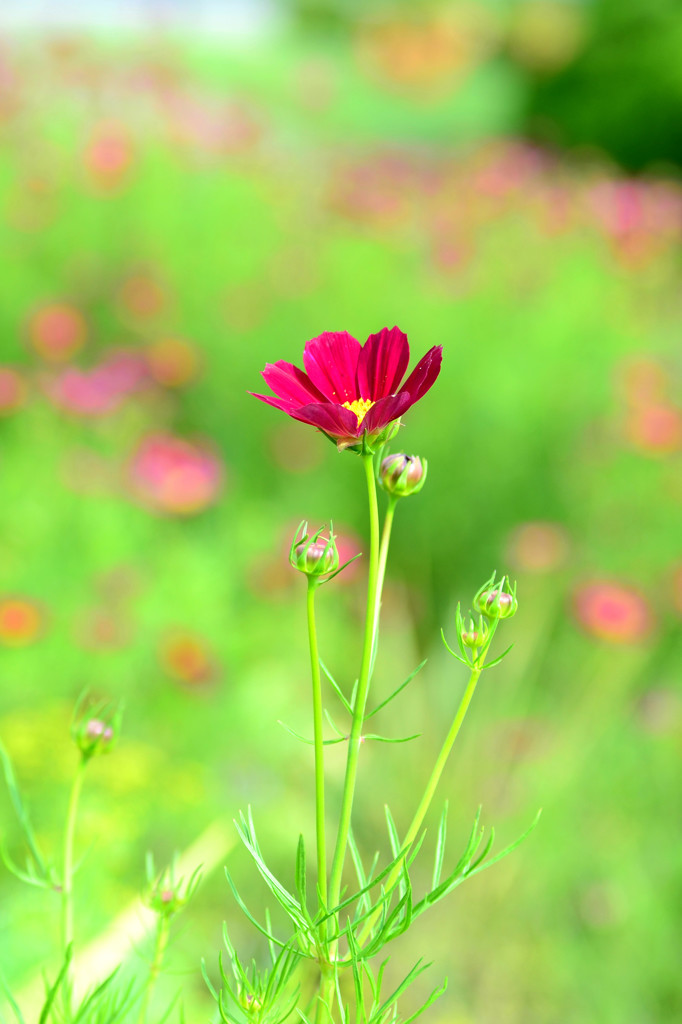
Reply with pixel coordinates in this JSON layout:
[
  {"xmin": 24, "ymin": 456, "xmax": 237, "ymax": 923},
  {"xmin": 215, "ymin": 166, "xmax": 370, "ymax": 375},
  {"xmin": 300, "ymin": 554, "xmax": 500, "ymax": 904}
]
[
  {"xmin": 362, "ymin": 391, "xmax": 412, "ymax": 434},
  {"xmin": 261, "ymin": 360, "xmax": 326, "ymax": 409},
  {"xmin": 357, "ymin": 327, "xmax": 410, "ymax": 401},
  {"xmin": 289, "ymin": 401, "xmax": 360, "ymax": 439},
  {"xmin": 302, "ymin": 332, "xmax": 362, "ymax": 403},
  {"xmin": 398, "ymin": 346, "xmax": 442, "ymax": 403},
  {"xmin": 250, "ymin": 391, "xmax": 297, "ymax": 414}
]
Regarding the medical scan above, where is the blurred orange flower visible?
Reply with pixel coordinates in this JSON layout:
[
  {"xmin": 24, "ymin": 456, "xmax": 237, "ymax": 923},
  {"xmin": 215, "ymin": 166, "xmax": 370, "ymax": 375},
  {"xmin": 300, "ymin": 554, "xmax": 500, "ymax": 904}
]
[
  {"xmin": 145, "ymin": 337, "xmax": 200, "ymax": 388},
  {"xmin": 506, "ymin": 521, "xmax": 569, "ymax": 573},
  {"xmin": 159, "ymin": 631, "xmax": 217, "ymax": 686},
  {"xmin": 28, "ymin": 303, "xmax": 87, "ymax": 362},
  {"xmin": 118, "ymin": 271, "xmax": 166, "ymax": 321},
  {"xmin": 0, "ymin": 597, "xmax": 44, "ymax": 646}
]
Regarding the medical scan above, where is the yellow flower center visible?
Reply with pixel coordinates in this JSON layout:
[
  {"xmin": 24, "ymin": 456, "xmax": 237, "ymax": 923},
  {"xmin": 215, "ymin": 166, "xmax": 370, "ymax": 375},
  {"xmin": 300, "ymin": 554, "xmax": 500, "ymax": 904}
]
[{"xmin": 342, "ymin": 397, "xmax": 375, "ymax": 427}]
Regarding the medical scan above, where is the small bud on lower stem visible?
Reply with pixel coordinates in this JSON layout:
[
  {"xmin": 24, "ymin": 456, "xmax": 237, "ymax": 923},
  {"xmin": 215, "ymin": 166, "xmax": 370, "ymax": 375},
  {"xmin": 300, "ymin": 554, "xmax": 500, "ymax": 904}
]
[
  {"xmin": 289, "ymin": 522, "xmax": 339, "ymax": 578},
  {"xmin": 461, "ymin": 617, "xmax": 489, "ymax": 648}
]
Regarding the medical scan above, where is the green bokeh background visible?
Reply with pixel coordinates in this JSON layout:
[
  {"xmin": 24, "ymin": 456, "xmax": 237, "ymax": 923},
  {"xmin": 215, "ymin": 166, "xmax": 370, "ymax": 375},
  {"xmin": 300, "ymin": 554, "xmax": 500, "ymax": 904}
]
[{"xmin": 1, "ymin": 4, "xmax": 682, "ymax": 1023}]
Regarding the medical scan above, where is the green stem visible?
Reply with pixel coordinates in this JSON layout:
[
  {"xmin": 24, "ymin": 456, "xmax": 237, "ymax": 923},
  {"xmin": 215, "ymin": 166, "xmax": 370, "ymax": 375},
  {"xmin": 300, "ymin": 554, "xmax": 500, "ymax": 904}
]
[
  {"xmin": 137, "ymin": 915, "xmax": 171, "ymax": 1024},
  {"xmin": 327, "ymin": 454, "xmax": 381, "ymax": 912},
  {"xmin": 317, "ymin": 456, "xmax": 388, "ymax": 1023},
  {"xmin": 307, "ymin": 578, "xmax": 327, "ymax": 913},
  {"xmin": 359, "ymin": 663, "xmax": 483, "ymax": 945},
  {"xmin": 376, "ymin": 497, "xmax": 397, "ymax": 624},
  {"xmin": 61, "ymin": 758, "xmax": 86, "ymax": 1000}
]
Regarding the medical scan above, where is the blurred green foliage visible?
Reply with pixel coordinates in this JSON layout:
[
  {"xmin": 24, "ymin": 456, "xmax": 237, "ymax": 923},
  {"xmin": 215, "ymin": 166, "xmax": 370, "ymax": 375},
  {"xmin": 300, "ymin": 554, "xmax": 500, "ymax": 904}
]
[{"xmin": 0, "ymin": 15, "xmax": 681, "ymax": 1024}]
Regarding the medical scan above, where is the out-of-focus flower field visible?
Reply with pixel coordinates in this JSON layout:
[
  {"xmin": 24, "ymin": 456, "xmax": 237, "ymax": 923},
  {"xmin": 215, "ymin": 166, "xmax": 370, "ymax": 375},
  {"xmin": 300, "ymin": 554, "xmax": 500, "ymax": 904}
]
[{"xmin": 1, "ymin": 5, "xmax": 682, "ymax": 1023}]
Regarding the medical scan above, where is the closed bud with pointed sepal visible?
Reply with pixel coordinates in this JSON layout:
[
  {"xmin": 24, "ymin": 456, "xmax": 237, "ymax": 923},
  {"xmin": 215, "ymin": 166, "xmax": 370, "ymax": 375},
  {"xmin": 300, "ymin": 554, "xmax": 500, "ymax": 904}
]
[
  {"xmin": 461, "ymin": 615, "xmax": 490, "ymax": 649},
  {"xmin": 474, "ymin": 574, "xmax": 518, "ymax": 620},
  {"xmin": 71, "ymin": 700, "xmax": 122, "ymax": 763},
  {"xmin": 379, "ymin": 453, "xmax": 427, "ymax": 498},
  {"xmin": 289, "ymin": 521, "xmax": 339, "ymax": 578}
]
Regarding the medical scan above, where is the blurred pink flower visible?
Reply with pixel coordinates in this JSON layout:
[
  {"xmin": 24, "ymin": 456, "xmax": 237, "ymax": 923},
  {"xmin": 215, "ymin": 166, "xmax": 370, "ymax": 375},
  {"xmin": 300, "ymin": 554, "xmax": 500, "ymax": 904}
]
[
  {"xmin": 625, "ymin": 404, "xmax": 682, "ymax": 456},
  {"xmin": 587, "ymin": 179, "xmax": 682, "ymax": 268},
  {"xmin": 162, "ymin": 91, "xmax": 259, "ymax": 156},
  {"xmin": 85, "ymin": 120, "xmax": 134, "ymax": 191},
  {"xmin": 0, "ymin": 367, "xmax": 27, "ymax": 414},
  {"xmin": 129, "ymin": 433, "xmax": 223, "ymax": 515},
  {"xmin": 46, "ymin": 350, "xmax": 149, "ymax": 416},
  {"xmin": 573, "ymin": 581, "xmax": 653, "ymax": 644}
]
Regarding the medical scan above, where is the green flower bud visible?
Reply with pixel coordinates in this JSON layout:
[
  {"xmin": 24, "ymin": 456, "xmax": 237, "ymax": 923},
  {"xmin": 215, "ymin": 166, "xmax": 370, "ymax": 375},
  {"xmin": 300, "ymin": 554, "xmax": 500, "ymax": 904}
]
[
  {"xmin": 144, "ymin": 854, "xmax": 201, "ymax": 918},
  {"xmin": 473, "ymin": 576, "xmax": 518, "ymax": 620},
  {"xmin": 71, "ymin": 702, "xmax": 121, "ymax": 763},
  {"xmin": 461, "ymin": 616, "xmax": 489, "ymax": 648},
  {"xmin": 289, "ymin": 522, "xmax": 339, "ymax": 578},
  {"xmin": 379, "ymin": 454, "xmax": 427, "ymax": 498},
  {"xmin": 239, "ymin": 992, "xmax": 263, "ymax": 1016}
]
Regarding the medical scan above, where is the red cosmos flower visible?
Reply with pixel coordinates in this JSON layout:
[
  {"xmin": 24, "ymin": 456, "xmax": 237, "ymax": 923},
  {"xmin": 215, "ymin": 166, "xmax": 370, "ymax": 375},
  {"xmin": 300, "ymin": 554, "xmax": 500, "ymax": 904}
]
[{"xmin": 252, "ymin": 327, "xmax": 442, "ymax": 451}]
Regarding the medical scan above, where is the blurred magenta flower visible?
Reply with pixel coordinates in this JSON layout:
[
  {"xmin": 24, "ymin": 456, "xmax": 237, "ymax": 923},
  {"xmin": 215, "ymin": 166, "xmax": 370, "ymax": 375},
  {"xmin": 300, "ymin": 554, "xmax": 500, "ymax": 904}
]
[
  {"xmin": 573, "ymin": 581, "xmax": 653, "ymax": 644},
  {"xmin": 129, "ymin": 432, "xmax": 223, "ymax": 515},
  {"xmin": 253, "ymin": 327, "xmax": 442, "ymax": 450}
]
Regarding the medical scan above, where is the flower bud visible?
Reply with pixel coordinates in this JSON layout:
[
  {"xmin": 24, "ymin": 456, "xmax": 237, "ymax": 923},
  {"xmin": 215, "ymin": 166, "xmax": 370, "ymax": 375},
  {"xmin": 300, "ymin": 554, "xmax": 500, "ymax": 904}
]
[
  {"xmin": 461, "ymin": 617, "xmax": 489, "ymax": 648},
  {"xmin": 145, "ymin": 855, "xmax": 201, "ymax": 918},
  {"xmin": 379, "ymin": 454, "xmax": 427, "ymax": 498},
  {"xmin": 474, "ymin": 576, "xmax": 518, "ymax": 620},
  {"xmin": 72, "ymin": 704, "xmax": 121, "ymax": 762},
  {"xmin": 289, "ymin": 522, "xmax": 339, "ymax": 578},
  {"xmin": 239, "ymin": 992, "xmax": 263, "ymax": 1016}
]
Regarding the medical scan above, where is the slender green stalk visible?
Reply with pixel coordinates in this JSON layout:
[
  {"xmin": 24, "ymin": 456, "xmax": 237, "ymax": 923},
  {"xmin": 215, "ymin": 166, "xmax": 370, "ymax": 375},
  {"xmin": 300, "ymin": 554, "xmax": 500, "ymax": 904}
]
[
  {"xmin": 137, "ymin": 915, "xmax": 171, "ymax": 1024},
  {"xmin": 327, "ymin": 454, "xmax": 382, "ymax": 912},
  {"xmin": 307, "ymin": 578, "xmax": 327, "ymax": 912},
  {"xmin": 401, "ymin": 665, "xmax": 481, "ymax": 852},
  {"xmin": 359, "ymin": 663, "xmax": 482, "ymax": 945},
  {"xmin": 315, "ymin": 456, "xmax": 394, "ymax": 1023},
  {"xmin": 61, "ymin": 758, "xmax": 86, "ymax": 1001},
  {"xmin": 375, "ymin": 496, "xmax": 397, "ymax": 620}
]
